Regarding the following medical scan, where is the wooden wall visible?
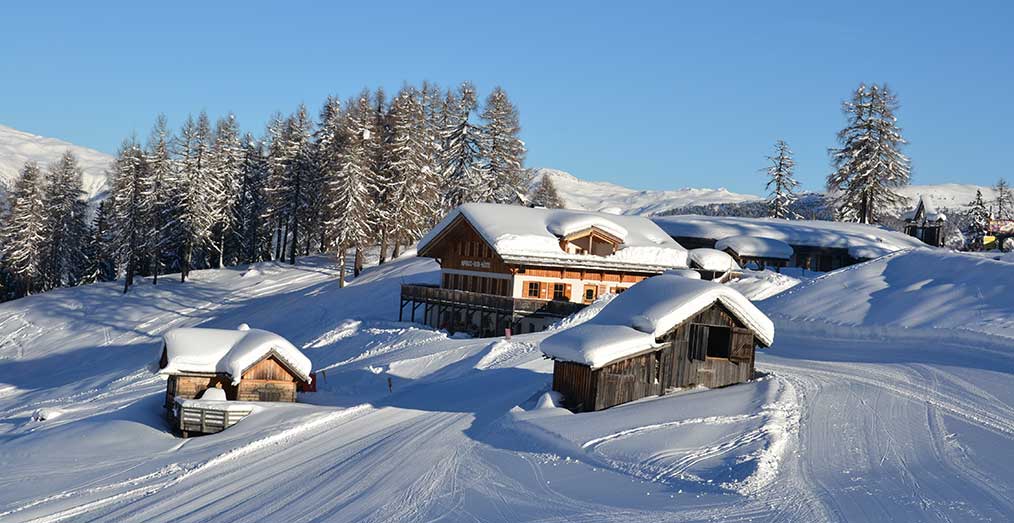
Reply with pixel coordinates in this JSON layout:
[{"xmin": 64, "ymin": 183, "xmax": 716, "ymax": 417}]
[
  {"xmin": 553, "ymin": 361, "xmax": 596, "ymax": 412},
  {"xmin": 423, "ymin": 216, "xmax": 512, "ymax": 275},
  {"xmin": 592, "ymin": 352, "xmax": 659, "ymax": 411},
  {"xmin": 237, "ymin": 356, "xmax": 300, "ymax": 402},
  {"xmin": 165, "ymin": 375, "xmax": 236, "ymax": 408}
]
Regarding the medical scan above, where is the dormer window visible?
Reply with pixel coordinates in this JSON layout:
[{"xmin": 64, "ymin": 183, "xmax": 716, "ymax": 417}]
[{"xmin": 559, "ymin": 226, "xmax": 623, "ymax": 256}]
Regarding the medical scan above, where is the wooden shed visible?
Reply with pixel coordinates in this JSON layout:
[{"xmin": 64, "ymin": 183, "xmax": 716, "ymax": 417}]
[
  {"xmin": 158, "ymin": 325, "xmax": 313, "ymax": 434},
  {"xmin": 541, "ymin": 274, "xmax": 773, "ymax": 412}
]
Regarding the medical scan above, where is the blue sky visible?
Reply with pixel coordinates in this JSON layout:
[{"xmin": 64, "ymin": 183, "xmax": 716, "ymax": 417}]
[{"xmin": 2, "ymin": 1, "xmax": 1011, "ymax": 194}]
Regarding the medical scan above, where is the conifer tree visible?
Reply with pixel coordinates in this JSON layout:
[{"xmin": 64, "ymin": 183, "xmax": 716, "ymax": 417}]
[
  {"xmin": 145, "ymin": 115, "xmax": 173, "ymax": 284},
  {"xmin": 41, "ymin": 151, "xmax": 89, "ymax": 289},
  {"xmin": 968, "ymin": 189, "xmax": 991, "ymax": 247},
  {"xmin": 82, "ymin": 199, "xmax": 117, "ymax": 284},
  {"xmin": 480, "ymin": 87, "xmax": 528, "ymax": 204},
  {"xmin": 0, "ymin": 162, "xmax": 48, "ymax": 296},
  {"xmin": 441, "ymin": 82, "xmax": 484, "ymax": 209},
  {"xmin": 763, "ymin": 140, "xmax": 801, "ymax": 219},
  {"xmin": 235, "ymin": 134, "xmax": 271, "ymax": 264},
  {"xmin": 530, "ymin": 174, "xmax": 564, "ymax": 208},
  {"xmin": 386, "ymin": 88, "xmax": 440, "ymax": 252},
  {"xmin": 169, "ymin": 113, "xmax": 217, "ymax": 281},
  {"xmin": 108, "ymin": 140, "xmax": 150, "ymax": 293},
  {"xmin": 326, "ymin": 94, "xmax": 379, "ymax": 287},
  {"xmin": 209, "ymin": 114, "xmax": 244, "ymax": 267},
  {"xmin": 827, "ymin": 83, "xmax": 911, "ymax": 223},
  {"xmin": 264, "ymin": 107, "xmax": 315, "ymax": 265},
  {"xmin": 994, "ymin": 178, "xmax": 1012, "ymax": 219}
]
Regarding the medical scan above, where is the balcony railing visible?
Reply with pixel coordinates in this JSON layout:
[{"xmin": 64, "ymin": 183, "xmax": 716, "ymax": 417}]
[{"xmin": 401, "ymin": 284, "xmax": 585, "ymax": 318}]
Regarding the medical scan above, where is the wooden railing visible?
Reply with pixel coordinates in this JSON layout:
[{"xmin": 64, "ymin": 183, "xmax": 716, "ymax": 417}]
[{"xmin": 401, "ymin": 284, "xmax": 584, "ymax": 318}]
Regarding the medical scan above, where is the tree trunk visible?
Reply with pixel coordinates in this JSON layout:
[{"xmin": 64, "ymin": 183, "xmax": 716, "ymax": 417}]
[
  {"xmin": 378, "ymin": 230, "xmax": 388, "ymax": 265},
  {"xmin": 338, "ymin": 250, "xmax": 346, "ymax": 288},
  {"xmin": 123, "ymin": 261, "xmax": 133, "ymax": 294},
  {"xmin": 288, "ymin": 215, "xmax": 299, "ymax": 265},
  {"xmin": 354, "ymin": 247, "xmax": 364, "ymax": 277},
  {"xmin": 392, "ymin": 239, "xmax": 402, "ymax": 259},
  {"xmin": 274, "ymin": 215, "xmax": 284, "ymax": 261}
]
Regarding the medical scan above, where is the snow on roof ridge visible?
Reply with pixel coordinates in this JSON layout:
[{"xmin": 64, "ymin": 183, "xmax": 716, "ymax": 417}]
[
  {"xmin": 541, "ymin": 274, "xmax": 774, "ymax": 368},
  {"xmin": 160, "ymin": 327, "xmax": 311, "ymax": 385},
  {"xmin": 418, "ymin": 203, "xmax": 689, "ymax": 270},
  {"xmin": 714, "ymin": 236, "xmax": 794, "ymax": 260}
]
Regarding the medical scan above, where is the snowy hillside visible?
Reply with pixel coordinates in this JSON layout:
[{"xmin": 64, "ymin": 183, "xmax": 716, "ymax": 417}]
[
  {"xmin": 532, "ymin": 167, "xmax": 997, "ymax": 217},
  {"xmin": 2, "ymin": 248, "xmax": 1013, "ymax": 521},
  {"xmin": 0, "ymin": 124, "xmax": 112, "ymax": 202},
  {"xmin": 529, "ymin": 167, "xmax": 761, "ymax": 215}
]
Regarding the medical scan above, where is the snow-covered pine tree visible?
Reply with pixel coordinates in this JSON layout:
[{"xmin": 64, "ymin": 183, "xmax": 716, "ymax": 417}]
[
  {"xmin": 968, "ymin": 189, "xmax": 991, "ymax": 247},
  {"xmin": 827, "ymin": 84, "xmax": 911, "ymax": 224},
  {"xmin": 108, "ymin": 140, "xmax": 150, "ymax": 293},
  {"xmin": 314, "ymin": 96, "xmax": 344, "ymax": 253},
  {"xmin": 480, "ymin": 87, "xmax": 528, "ymax": 204},
  {"xmin": 763, "ymin": 140, "xmax": 801, "ymax": 219},
  {"xmin": 530, "ymin": 174, "xmax": 564, "ymax": 208},
  {"xmin": 0, "ymin": 162, "xmax": 48, "ymax": 296},
  {"xmin": 145, "ymin": 115, "xmax": 173, "ymax": 284},
  {"xmin": 325, "ymin": 93, "xmax": 379, "ymax": 287},
  {"xmin": 41, "ymin": 151, "xmax": 89, "ymax": 289},
  {"xmin": 208, "ymin": 114, "xmax": 244, "ymax": 267},
  {"xmin": 366, "ymin": 88, "xmax": 391, "ymax": 269},
  {"xmin": 234, "ymin": 134, "xmax": 272, "ymax": 264},
  {"xmin": 441, "ymin": 82, "xmax": 484, "ymax": 208},
  {"xmin": 385, "ymin": 88, "xmax": 440, "ymax": 254},
  {"xmin": 994, "ymin": 178, "xmax": 1012, "ymax": 219},
  {"xmin": 169, "ymin": 112, "xmax": 217, "ymax": 282},
  {"xmin": 264, "ymin": 107, "xmax": 315, "ymax": 265},
  {"xmin": 81, "ymin": 199, "xmax": 117, "ymax": 284}
]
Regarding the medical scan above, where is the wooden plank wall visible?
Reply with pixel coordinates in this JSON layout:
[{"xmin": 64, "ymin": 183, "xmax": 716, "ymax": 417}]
[
  {"xmin": 593, "ymin": 352, "xmax": 658, "ymax": 411},
  {"xmin": 166, "ymin": 375, "xmax": 236, "ymax": 408},
  {"xmin": 552, "ymin": 361, "xmax": 595, "ymax": 412}
]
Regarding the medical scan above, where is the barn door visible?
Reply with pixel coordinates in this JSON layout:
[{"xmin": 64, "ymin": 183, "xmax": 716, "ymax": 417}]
[{"xmin": 730, "ymin": 328, "xmax": 754, "ymax": 363}]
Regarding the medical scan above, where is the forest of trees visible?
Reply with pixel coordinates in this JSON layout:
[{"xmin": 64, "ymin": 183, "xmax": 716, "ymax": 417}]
[{"xmin": 0, "ymin": 82, "xmax": 528, "ymax": 301}]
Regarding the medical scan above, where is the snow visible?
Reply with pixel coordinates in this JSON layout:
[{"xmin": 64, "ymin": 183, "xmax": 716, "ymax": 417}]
[
  {"xmin": 541, "ymin": 274, "xmax": 774, "ymax": 368},
  {"xmin": 418, "ymin": 203, "xmax": 689, "ymax": 271},
  {"xmin": 528, "ymin": 168, "xmax": 761, "ymax": 216},
  {"xmin": 901, "ymin": 194, "xmax": 947, "ymax": 222},
  {"xmin": 160, "ymin": 327, "xmax": 312, "ymax": 385},
  {"xmin": 3, "ymin": 245, "xmax": 1014, "ymax": 521},
  {"xmin": 0, "ymin": 123, "xmax": 112, "ymax": 204},
  {"xmin": 726, "ymin": 269, "xmax": 801, "ymax": 301},
  {"xmin": 654, "ymin": 214, "xmax": 928, "ymax": 256},
  {"xmin": 715, "ymin": 235, "xmax": 793, "ymax": 260},
  {"xmin": 688, "ymin": 247, "xmax": 740, "ymax": 272}
]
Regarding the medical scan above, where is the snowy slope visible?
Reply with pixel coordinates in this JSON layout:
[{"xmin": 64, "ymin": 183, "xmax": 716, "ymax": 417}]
[
  {"xmin": 529, "ymin": 168, "xmax": 762, "ymax": 215},
  {"xmin": 0, "ymin": 124, "xmax": 113, "ymax": 202},
  {"xmin": 2, "ymin": 249, "xmax": 1014, "ymax": 521},
  {"xmin": 531, "ymin": 167, "xmax": 996, "ymax": 217}
]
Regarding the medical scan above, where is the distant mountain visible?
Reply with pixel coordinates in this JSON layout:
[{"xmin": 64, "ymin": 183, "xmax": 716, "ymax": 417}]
[
  {"xmin": 0, "ymin": 124, "xmax": 112, "ymax": 203},
  {"xmin": 530, "ymin": 167, "xmax": 996, "ymax": 217},
  {"xmin": 529, "ymin": 168, "xmax": 761, "ymax": 216}
]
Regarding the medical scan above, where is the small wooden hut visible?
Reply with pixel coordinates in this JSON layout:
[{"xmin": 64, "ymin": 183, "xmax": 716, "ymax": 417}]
[
  {"xmin": 902, "ymin": 195, "xmax": 947, "ymax": 247},
  {"xmin": 158, "ymin": 325, "xmax": 312, "ymax": 435},
  {"xmin": 541, "ymin": 274, "xmax": 773, "ymax": 412}
]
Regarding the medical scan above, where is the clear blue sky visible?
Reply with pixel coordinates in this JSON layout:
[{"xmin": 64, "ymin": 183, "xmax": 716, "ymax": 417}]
[{"xmin": 2, "ymin": 1, "xmax": 1011, "ymax": 194}]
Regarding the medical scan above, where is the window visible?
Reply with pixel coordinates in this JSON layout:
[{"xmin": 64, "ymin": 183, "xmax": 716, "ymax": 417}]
[
  {"xmin": 613, "ymin": 286, "xmax": 627, "ymax": 294},
  {"xmin": 553, "ymin": 283, "xmax": 566, "ymax": 300},
  {"xmin": 584, "ymin": 287, "xmax": 595, "ymax": 301},
  {"xmin": 527, "ymin": 281, "xmax": 540, "ymax": 297},
  {"xmin": 689, "ymin": 324, "xmax": 732, "ymax": 360}
]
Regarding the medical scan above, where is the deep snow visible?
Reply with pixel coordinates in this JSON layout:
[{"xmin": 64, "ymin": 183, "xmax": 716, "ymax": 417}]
[{"xmin": 1, "ymin": 249, "xmax": 1013, "ymax": 522}]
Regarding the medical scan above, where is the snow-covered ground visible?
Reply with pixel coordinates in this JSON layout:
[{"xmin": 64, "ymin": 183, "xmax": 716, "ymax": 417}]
[
  {"xmin": 0, "ymin": 124, "xmax": 113, "ymax": 203},
  {"xmin": 1, "ymin": 249, "xmax": 1013, "ymax": 521}
]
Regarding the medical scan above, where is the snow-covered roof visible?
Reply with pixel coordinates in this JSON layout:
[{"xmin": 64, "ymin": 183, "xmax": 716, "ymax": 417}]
[
  {"xmin": 901, "ymin": 194, "xmax": 947, "ymax": 223},
  {"xmin": 541, "ymin": 274, "xmax": 774, "ymax": 368},
  {"xmin": 689, "ymin": 248, "xmax": 740, "ymax": 272},
  {"xmin": 715, "ymin": 236, "xmax": 793, "ymax": 260},
  {"xmin": 418, "ymin": 203, "xmax": 688, "ymax": 271},
  {"xmin": 160, "ymin": 326, "xmax": 312, "ymax": 385},
  {"xmin": 653, "ymin": 215, "xmax": 926, "ymax": 258}
]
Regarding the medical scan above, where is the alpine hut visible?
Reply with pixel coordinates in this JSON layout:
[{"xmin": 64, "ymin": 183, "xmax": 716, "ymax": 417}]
[
  {"xmin": 902, "ymin": 195, "xmax": 947, "ymax": 247},
  {"xmin": 541, "ymin": 274, "xmax": 774, "ymax": 412},
  {"xmin": 159, "ymin": 325, "xmax": 312, "ymax": 410}
]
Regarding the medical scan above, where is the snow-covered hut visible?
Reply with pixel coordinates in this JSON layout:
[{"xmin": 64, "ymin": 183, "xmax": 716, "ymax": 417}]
[
  {"xmin": 714, "ymin": 236, "xmax": 793, "ymax": 271},
  {"xmin": 541, "ymin": 274, "xmax": 774, "ymax": 412},
  {"xmin": 405, "ymin": 203, "xmax": 689, "ymax": 336},
  {"xmin": 653, "ymin": 215, "xmax": 926, "ymax": 272},
  {"xmin": 902, "ymin": 195, "xmax": 947, "ymax": 247},
  {"xmin": 159, "ymin": 325, "xmax": 312, "ymax": 411},
  {"xmin": 688, "ymin": 248, "xmax": 740, "ymax": 281}
]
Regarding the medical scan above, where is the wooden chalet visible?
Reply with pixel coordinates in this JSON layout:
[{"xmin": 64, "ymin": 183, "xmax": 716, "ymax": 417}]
[
  {"xmin": 714, "ymin": 236, "xmax": 793, "ymax": 271},
  {"xmin": 158, "ymin": 326, "xmax": 312, "ymax": 436},
  {"xmin": 541, "ymin": 274, "xmax": 774, "ymax": 412},
  {"xmin": 653, "ymin": 215, "xmax": 928, "ymax": 272},
  {"xmin": 402, "ymin": 204, "xmax": 689, "ymax": 337},
  {"xmin": 902, "ymin": 195, "xmax": 947, "ymax": 247}
]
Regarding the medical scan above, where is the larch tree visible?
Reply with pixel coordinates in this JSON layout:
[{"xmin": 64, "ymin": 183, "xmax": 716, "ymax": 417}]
[
  {"xmin": 326, "ymin": 93, "xmax": 379, "ymax": 287},
  {"xmin": 480, "ymin": 87, "xmax": 528, "ymax": 204},
  {"xmin": 441, "ymin": 82, "xmax": 484, "ymax": 209},
  {"xmin": 108, "ymin": 140, "xmax": 150, "ymax": 293},
  {"xmin": 170, "ymin": 112, "xmax": 217, "ymax": 282},
  {"xmin": 235, "ymin": 134, "xmax": 271, "ymax": 264},
  {"xmin": 0, "ymin": 162, "xmax": 48, "ymax": 296},
  {"xmin": 386, "ymin": 88, "xmax": 440, "ymax": 254},
  {"xmin": 827, "ymin": 83, "xmax": 911, "ymax": 224},
  {"xmin": 994, "ymin": 178, "xmax": 1012, "ymax": 219},
  {"xmin": 530, "ymin": 174, "xmax": 564, "ymax": 208},
  {"xmin": 41, "ymin": 151, "xmax": 89, "ymax": 289},
  {"xmin": 209, "ymin": 114, "xmax": 244, "ymax": 267},
  {"xmin": 763, "ymin": 140, "xmax": 801, "ymax": 219},
  {"xmin": 145, "ymin": 115, "xmax": 173, "ymax": 285},
  {"xmin": 968, "ymin": 189, "xmax": 991, "ymax": 247}
]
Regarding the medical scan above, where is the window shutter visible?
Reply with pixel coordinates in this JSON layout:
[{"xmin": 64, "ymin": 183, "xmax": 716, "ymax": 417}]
[{"xmin": 730, "ymin": 328, "xmax": 754, "ymax": 362}]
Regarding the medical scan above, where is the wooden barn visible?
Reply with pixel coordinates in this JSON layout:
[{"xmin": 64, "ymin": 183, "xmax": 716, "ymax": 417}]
[
  {"xmin": 902, "ymin": 195, "xmax": 947, "ymax": 247},
  {"xmin": 402, "ymin": 203, "xmax": 690, "ymax": 337},
  {"xmin": 158, "ymin": 325, "xmax": 312, "ymax": 436},
  {"xmin": 541, "ymin": 274, "xmax": 774, "ymax": 412}
]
